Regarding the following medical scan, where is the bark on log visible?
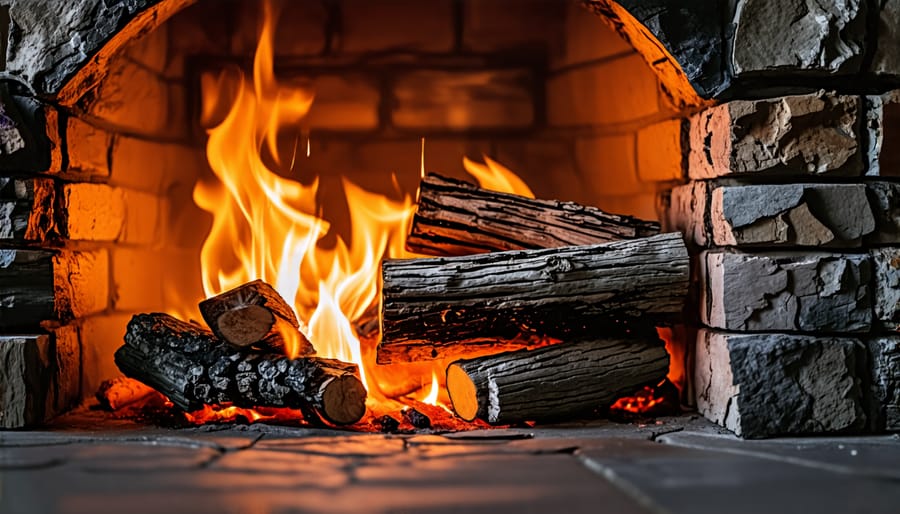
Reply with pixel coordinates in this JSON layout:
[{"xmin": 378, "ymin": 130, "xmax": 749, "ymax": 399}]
[
  {"xmin": 378, "ymin": 232, "xmax": 689, "ymax": 364},
  {"xmin": 199, "ymin": 279, "xmax": 314, "ymax": 356},
  {"xmin": 446, "ymin": 337, "xmax": 669, "ymax": 424},
  {"xmin": 114, "ymin": 313, "xmax": 366, "ymax": 425},
  {"xmin": 407, "ymin": 174, "xmax": 660, "ymax": 256}
]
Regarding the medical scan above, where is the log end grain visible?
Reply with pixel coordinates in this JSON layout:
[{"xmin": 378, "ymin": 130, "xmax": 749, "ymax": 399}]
[
  {"xmin": 321, "ymin": 375, "xmax": 367, "ymax": 425},
  {"xmin": 447, "ymin": 363, "xmax": 478, "ymax": 422},
  {"xmin": 218, "ymin": 305, "xmax": 275, "ymax": 346}
]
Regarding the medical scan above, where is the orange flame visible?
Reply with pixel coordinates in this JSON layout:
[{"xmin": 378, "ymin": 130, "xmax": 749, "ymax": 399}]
[
  {"xmin": 190, "ymin": 1, "xmax": 538, "ymax": 425},
  {"xmin": 463, "ymin": 155, "xmax": 535, "ymax": 198},
  {"xmin": 195, "ymin": 1, "xmax": 416, "ymax": 400}
]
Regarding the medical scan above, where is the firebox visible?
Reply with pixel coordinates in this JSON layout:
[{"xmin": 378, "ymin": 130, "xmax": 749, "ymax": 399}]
[{"xmin": 0, "ymin": 0, "xmax": 899, "ymax": 443}]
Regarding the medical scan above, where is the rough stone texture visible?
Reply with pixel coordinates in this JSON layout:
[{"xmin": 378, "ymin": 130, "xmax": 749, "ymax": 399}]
[
  {"xmin": 0, "ymin": 249, "xmax": 54, "ymax": 329},
  {"xmin": 65, "ymin": 117, "xmax": 113, "ymax": 179},
  {"xmin": 710, "ymin": 183, "xmax": 875, "ymax": 247},
  {"xmin": 582, "ymin": 0, "xmax": 724, "ymax": 107},
  {"xmin": 695, "ymin": 329, "xmax": 868, "ymax": 438},
  {"xmin": 688, "ymin": 93, "xmax": 863, "ymax": 179},
  {"xmin": 61, "ymin": 183, "xmax": 125, "ymax": 241},
  {"xmin": 0, "ymin": 92, "xmax": 57, "ymax": 173},
  {"xmin": 867, "ymin": 336, "xmax": 900, "ymax": 431},
  {"xmin": 873, "ymin": 1, "xmax": 900, "ymax": 77},
  {"xmin": 0, "ymin": 335, "xmax": 51, "ymax": 428},
  {"xmin": 393, "ymin": 69, "xmax": 535, "ymax": 130},
  {"xmin": 5, "ymin": 0, "xmax": 176, "ymax": 96},
  {"xmin": 731, "ymin": 0, "xmax": 866, "ymax": 76},
  {"xmin": 700, "ymin": 251, "xmax": 871, "ymax": 333},
  {"xmin": 865, "ymin": 181, "xmax": 900, "ymax": 244},
  {"xmin": 663, "ymin": 181, "xmax": 708, "ymax": 247},
  {"xmin": 872, "ymin": 247, "xmax": 900, "ymax": 331}
]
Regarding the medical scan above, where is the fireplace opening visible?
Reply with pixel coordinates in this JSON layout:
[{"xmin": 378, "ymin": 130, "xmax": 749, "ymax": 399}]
[{"xmin": 3, "ymin": 0, "xmax": 897, "ymax": 441}]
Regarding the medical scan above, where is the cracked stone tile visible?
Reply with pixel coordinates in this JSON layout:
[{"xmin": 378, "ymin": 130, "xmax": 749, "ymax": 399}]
[
  {"xmin": 658, "ymin": 431, "xmax": 900, "ymax": 480},
  {"xmin": 68, "ymin": 443, "xmax": 221, "ymax": 472},
  {"xmin": 578, "ymin": 438, "xmax": 900, "ymax": 514},
  {"xmin": 254, "ymin": 434, "xmax": 405, "ymax": 457},
  {"xmin": 211, "ymin": 448, "xmax": 349, "ymax": 487},
  {"xmin": 355, "ymin": 453, "xmax": 647, "ymax": 513}
]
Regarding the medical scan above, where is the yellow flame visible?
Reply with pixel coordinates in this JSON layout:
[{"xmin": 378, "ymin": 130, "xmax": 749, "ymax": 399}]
[
  {"xmin": 195, "ymin": 1, "xmax": 416, "ymax": 399},
  {"xmin": 463, "ymin": 155, "xmax": 535, "ymax": 198},
  {"xmin": 422, "ymin": 371, "xmax": 440, "ymax": 406}
]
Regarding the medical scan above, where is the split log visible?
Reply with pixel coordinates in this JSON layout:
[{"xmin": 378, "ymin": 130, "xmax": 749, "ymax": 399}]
[
  {"xmin": 199, "ymin": 279, "xmax": 314, "ymax": 356},
  {"xmin": 378, "ymin": 232, "xmax": 689, "ymax": 364},
  {"xmin": 407, "ymin": 174, "xmax": 660, "ymax": 256},
  {"xmin": 446, "ymin": 337, "xmax": 669, "ymax": 424},
  {"xmin": 114, "ymin": 313, "xmax": 366, "ymax": 425}
]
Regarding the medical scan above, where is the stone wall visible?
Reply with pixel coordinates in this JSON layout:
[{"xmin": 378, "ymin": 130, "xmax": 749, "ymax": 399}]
[{"xmin": 666, "ymin": 89, "xmax": 900, "ymax": 438}]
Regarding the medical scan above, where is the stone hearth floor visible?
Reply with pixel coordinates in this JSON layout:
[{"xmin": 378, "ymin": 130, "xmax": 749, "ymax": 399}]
[{"xmin": 2, "ymin": 409, "xmax": 899, "ymax": 514}]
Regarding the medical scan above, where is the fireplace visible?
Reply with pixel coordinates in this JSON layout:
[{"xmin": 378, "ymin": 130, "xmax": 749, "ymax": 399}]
[{"xmin": 0, "ymin": 0, "xmax": 898, "ymax": 440}]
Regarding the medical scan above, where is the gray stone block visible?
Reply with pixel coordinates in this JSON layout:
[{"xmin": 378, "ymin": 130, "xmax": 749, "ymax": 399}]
[
  {"xmin": 868, "ymin": 336, "xmax": 900, "ymax": 431},
  {"xmin": 695, "ymin": 329, "xmax": 867, "ymax": 438},
  {"xmin": 0, "ymin": 335, "xmax": 51, "ymax": 428},
  {"xmin": 710, "ymin": 183, "xmax": 875, "ymax": 247},
  {"xmin": 732, "ymin": 0, "xmax": 866, "ymax": 76},
  {"xmin": 872, "ymin": 247, "xmax": 900, "ymax": 331},
  {"xmin": 865, "ymin": 181, "xmax": 900, "ymax": 244},
  {"xmin": 689, "ymin": 92, "xmax": 864, "ymax": 179},
  {"xmin": 701, "ymin": 251, "xmax": 871, "ymax": 333}
]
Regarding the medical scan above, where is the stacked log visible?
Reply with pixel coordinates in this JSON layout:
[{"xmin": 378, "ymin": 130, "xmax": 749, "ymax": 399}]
[
  {"xmin": 115, "ymin": 281, "xmax": 366, "ymax": 426},
  {"xmin": 385, "ymin": 175, "xmax": 687, "ymax": 425}
]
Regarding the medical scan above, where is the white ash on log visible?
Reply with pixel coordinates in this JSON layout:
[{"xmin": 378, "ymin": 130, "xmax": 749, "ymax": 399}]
[
  {"xmin": 114, "ymin": 313, "xmax": 366, "ymax": 425},
  {"xmin": 446, "ymin": 336, "xmax": 669, "ymax": 424},
  {"xmin": 406, "ymin": 174, "xmax": 660, "ymax": 256},
  {"xmin": 199, "ymin": 279, "xmax": 314, "ymax": 355},
  {"xmin": 378, "ymin": 232, "xmax": 689, "ymax": 364}
]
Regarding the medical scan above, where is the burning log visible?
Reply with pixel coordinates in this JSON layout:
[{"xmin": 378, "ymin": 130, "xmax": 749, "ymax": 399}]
[
  {"xmin": 96, "ymin": 377, "xmax": 160, "ymax": 410},
  {"xmin": 446, "ymin": 336, "xmax": 669, "ymax": 424},
  {"xmin": 407, "ymin": 174, "xmax": 660, "ymax": 256},
  {"xmin": 199, "ymin": 279, "xmax": 314, "ymax": 356},
  {"xmin": 114, "ymin": 313, "xmax": 366, "ymax": 425},
  {"xmin": 378, "ymin": 232, "xmax": 689, "ymax": 364}
]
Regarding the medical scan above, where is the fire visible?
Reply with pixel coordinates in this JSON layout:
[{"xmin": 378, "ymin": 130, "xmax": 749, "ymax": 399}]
[
  {"xmin": 421, "ymin": 371, "xmax": 440, "ymax": 406},
  {"xmin": 463, "ymin": 155, "xmax": 535, "ymax": 198},
  {"xmin": 194, "ymin": 0, "xmax": 416, "ymax": 404}
]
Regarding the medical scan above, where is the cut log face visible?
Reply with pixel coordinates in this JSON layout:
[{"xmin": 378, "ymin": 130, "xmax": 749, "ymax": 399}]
[
  {"xmin": 378, "ymin": 232, "xmax": 689, "ymax": 364},
  {"xmin": 407, "ymin": 174, "xmax": 661, "ymax": 256},
  {"xmin": 115, "ymin": 313, "xmax": 365, "ymax": 425},
  {"xmin": 198, "ymin": 279, "xmax": 314, "ymax": 356},
  {"xmin": 446, "ymin": 337, "xmax": 669, "ymax": 424}
]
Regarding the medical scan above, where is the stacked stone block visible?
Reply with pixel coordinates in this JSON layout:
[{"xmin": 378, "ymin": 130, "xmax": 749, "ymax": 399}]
[{"xmin": 668, "ymin": 90, "xmax": 900, "ymax": 438}]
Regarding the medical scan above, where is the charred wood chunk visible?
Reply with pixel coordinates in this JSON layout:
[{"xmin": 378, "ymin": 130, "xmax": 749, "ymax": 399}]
[
  {"xmin": 407, "ymin": 173, "xmax": 660, "ymax": 256},
  {"xmin": 401, "ymin": 407, "xmax": 431, "ymax": 429},
  {"xmin": 378, "ymin": 232, "xmax": 689, "ymax": 364},
  {"xmin": 199, "ymin": 279, "xmax": 314, "ymax": 356},
  {"xmin": 114, "ymin": 313, "xmax": 365, "ymax": 425},
  {"xmin": 446, "ymin": 337, "xmax": 669, "ymax": 425}
]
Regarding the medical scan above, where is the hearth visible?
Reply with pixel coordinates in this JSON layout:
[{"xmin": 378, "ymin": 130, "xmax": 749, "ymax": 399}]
[{"xmin": 0, "ymin": 0, "xmax": 898, "ymax": 441}]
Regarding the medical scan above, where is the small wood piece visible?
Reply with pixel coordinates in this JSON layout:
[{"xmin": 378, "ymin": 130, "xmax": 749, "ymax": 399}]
[
  {"xmin": 378, "ymin": 232, "xmax": 689, "ymax": 364},
  {"xmin": 199, "ymin": 279, "xmax": 314, "ymax": 356},
  {"xmin": 114, "ymin": 313, "xmax": 366, "ymax": 425},
  {"xmin": 95, "ymin": 377, "xmax": 159, "ymax": 410},
  {"xmin": 407, "ymin": 174, "xmax": 660, "ymax": 256},
  {"xmin": 446, "ymin": 337, "xmax": 669, "ymax": 424}
]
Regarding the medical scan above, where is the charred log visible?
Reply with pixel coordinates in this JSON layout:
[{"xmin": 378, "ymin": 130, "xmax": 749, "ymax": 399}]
[
  {"xmin": 199, "ymin": 279, "xmax": 314, "ymax": 355},
  {"xmin": 446, "ymin": 337, "xmax": 669, "ymax": 424},
  {"xmin": 406, "ymin": 174, "xmax": 660, "ymax": 256},
  {"xmin": 114, "ymin": 313, "xmax": 366, "ymax": 425},
  {"xmin": 378, "ymin": 233, "xmax": 689, "ymax": 364}
]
